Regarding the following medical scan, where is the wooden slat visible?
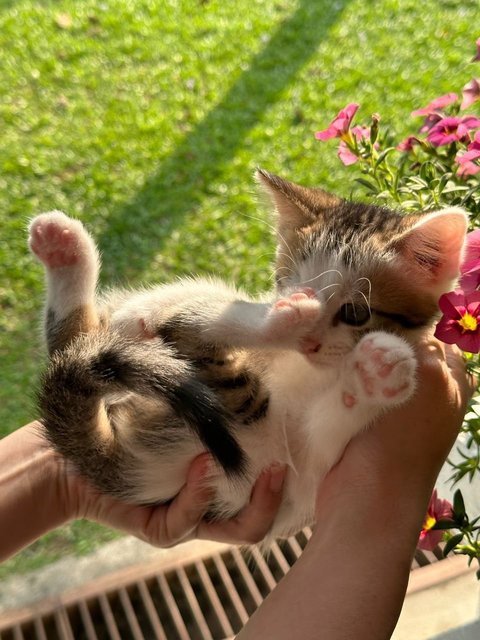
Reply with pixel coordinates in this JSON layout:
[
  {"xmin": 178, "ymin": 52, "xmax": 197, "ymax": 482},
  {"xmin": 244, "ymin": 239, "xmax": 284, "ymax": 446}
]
[
  {"xmin": 250, "ymin": 546, "xmax": 277, "ymax": 591},
  {"xmin": 269, "ymin": 542, "xmax": 290, "ymax": 575},
  {"xmin": 54, "ymin": 608, "xmax": 74, "ymax": 640},
  {"xmin": 156, "ymin": 573, "xmax": 190, "ymax": 640},
  {"xmin": 12, "ymin": 626, "xmax": 24, "ymax": 640},
  {"xmin": 212, "ymin": 555, "xmax": 249, "ymax": 625},
  {"xmin": 230, "ymin": 548, "xmax": 264, "ymax": 607},
  {"xmin": 195, "ymin": 560, "xmax": 235, "ymax": 637},
  {"xmin": 78, "ymin": 600, "xmax": 98, "ymax": 640},
  {"xmin": 119, "ymin": 588, "xmax": 145, "ymax": 640},
  {"xmin": 286, "ymin": 536, "xmax": 304, "ymax": 559},
  {"xmin": 33, "ymin": 617, "xmax": 48, "ymax": 640},
  {"xmin": 176, "ymin": 567, "xmax": 213, "ymax": 640},
  {"xmin": 98, "ymin": 594, "xmax": 122, "ymax": 640},
  {"xmin": 136, "ymin": 580, "xmax": 167, "ymax": 640}
]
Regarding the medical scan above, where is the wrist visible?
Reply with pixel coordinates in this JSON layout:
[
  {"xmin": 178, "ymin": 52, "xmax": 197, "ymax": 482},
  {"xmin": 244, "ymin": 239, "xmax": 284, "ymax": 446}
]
[{"xmin": 0, "ymin": 423, "xmax": 76, "ymax": 561}]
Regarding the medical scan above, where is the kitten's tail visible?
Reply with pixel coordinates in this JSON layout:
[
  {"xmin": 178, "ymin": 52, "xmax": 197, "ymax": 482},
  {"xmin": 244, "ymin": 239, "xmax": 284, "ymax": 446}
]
[{"xmin": 39, "ymin": 332, "xmax": 246, "ymax": 488}]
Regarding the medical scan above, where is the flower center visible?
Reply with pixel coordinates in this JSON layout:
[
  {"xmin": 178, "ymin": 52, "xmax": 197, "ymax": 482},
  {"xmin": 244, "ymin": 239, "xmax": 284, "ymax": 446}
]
[
  {"xmin": 457, "ymin": 312, "xmax": 478, "ymax": 332},
  {"xmin": 423, "ymin": 515, "xmax": 436, "ymax": 532}
]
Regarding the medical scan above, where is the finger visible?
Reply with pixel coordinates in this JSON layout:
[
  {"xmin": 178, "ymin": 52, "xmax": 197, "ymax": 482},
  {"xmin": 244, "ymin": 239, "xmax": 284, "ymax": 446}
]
[
  {"xmin": 196, "ymin": 464, "xmax": 287, "ymax": 545},
  {"xmin": 144, "ymin": 453, "xmax": 214, "ymax": 546}
]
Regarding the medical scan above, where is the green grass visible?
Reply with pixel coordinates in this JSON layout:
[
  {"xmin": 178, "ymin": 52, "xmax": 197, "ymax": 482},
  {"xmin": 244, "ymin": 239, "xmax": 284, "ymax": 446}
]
[{"xmin": 1, "ymin": 0, "xmax": 478, "ymax": 576}]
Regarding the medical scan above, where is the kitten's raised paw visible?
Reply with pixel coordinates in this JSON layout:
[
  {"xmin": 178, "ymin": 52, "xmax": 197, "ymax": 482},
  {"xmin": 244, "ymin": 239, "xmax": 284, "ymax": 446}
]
[
  {"xmin": 264, "ymin": 289, "xmax": 321, "ymax": 343},
  {"xmin": 29, "ymin": 211, "xmax": 92, "ymax": 269},
  {"xmin": 350, "ymin": 332, "xmax": 416, "ymax": 406}
]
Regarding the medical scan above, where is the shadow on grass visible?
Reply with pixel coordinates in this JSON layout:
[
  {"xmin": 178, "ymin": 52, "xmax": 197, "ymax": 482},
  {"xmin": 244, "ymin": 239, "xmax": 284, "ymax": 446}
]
[{"xmin": 99, "ymin": 0, "xmax": 351, "ymax": 280}]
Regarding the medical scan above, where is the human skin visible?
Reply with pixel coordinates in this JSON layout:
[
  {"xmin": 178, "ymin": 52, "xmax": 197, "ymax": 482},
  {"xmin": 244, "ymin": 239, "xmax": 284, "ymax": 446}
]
[
  {"xmin": 0, "ymin": 425, "xmax": 286, "ymax": 562},
  {"xmin": 0, "ymin": 339, "xmax": 471, "ymax": 640},
  {"xmin": 237, "ymin": 340, "xmax": 472, "ymax": 640}
]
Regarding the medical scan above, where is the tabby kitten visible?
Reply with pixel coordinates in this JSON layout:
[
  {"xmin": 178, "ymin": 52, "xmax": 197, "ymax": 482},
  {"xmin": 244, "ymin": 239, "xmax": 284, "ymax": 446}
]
[{"xmin": 29, "ymin": 170, "xmax": 467, "ymax": 542}]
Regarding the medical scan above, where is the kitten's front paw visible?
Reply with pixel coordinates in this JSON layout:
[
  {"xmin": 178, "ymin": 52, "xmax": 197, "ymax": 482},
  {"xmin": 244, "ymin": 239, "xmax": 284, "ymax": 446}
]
[
  {"xmin": 264, "ymin": 289, "xmax": 321, "ymax": 344},
  {"xmin": 29, "ymin": 211, "xmax": 94, "ymax": 269},
  {"xmin": 347, "ymin": 332, "xmax": 416, "ymax": 407}
]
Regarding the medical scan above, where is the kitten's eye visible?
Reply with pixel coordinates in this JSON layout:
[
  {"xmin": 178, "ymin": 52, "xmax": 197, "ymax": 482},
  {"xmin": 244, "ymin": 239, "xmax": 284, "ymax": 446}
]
[{"xmin": 337, "ymin": 303, "xmax": 371, "ymax": 326}]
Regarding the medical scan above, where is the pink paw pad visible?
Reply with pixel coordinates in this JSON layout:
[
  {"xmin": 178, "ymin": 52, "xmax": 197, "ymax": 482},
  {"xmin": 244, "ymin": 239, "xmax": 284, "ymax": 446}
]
[
  {"xmin": 30, "ymin": 216, "xmax": 81, "ymax": 268},
  {"xmin": 342, "ymin": 392, "xmax": 357, "ymax": 408},
  {"xmin": 353, "ymin": 334, "xmax": 415, "ymax": 404}
]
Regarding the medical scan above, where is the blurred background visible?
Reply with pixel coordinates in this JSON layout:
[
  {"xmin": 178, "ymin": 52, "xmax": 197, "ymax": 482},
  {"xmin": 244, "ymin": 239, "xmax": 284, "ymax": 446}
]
[{"xmin": 1, "ymin": 0, "xmax": 478, "ymax": 578}]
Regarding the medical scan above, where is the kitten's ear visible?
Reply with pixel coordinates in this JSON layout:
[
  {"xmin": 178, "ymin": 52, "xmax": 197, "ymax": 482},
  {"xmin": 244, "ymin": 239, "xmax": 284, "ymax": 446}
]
[
  {"xmin": 392, "ymin": 208, "xmax": 468, "ymax": 290},
  {"xmin": 256, "ymin": 168, "xmax": 341, "ymax": 229}
]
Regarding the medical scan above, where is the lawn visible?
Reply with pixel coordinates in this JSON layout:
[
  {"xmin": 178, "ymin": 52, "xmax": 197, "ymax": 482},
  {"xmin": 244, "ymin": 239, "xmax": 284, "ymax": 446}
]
[{"xmin": 1, "ymin": 0, "xmax": 478, "ymax": 577}]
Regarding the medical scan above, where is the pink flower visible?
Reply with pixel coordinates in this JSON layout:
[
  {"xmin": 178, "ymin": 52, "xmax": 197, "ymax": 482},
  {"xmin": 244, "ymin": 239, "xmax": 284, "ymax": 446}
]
[
  {"xmin": 427, "ymin": 116, "xmax": 480, "ymax": 147},
  {"xmin": 419, "ymin": 112, "xmax": 443, "ymax": 133},
  {"xmin": 472, "ymin": 38, "xmax": 480, "ymax": 62},
  {"xmin": 456, "ymin": 130, "xmax": 480, "ymax": 176},
  {"xmin": 315, "ymin": 103, "xmax": 359, "ymax": 141},
  {"xmin": 337, "ymin": 125, "xmax": 370, "ymax": 166},
  {"xmin": 458, "ymin": 160, "xmax": 480, "ymax": 177},
  {"xmin": 397, "ymin": 135, "xmax": 420, "ymax": 152},
  {"xmin": 411, "ymin": 93, "xmax": 458, "ymax": 117},
  {"xmin": 418, "ymin": 490, "xmax": 453, "ymax": 551},
  {"xmin": 459, "ymin": 228, "xmax": 480, "ymax": 292},
  {"xmin": 434, "ymin": 290, "xmax": 480, "ymax": 352},
  {"xmin": 461, "ymin": 78, "xmax": 480, "ymax": 110}
]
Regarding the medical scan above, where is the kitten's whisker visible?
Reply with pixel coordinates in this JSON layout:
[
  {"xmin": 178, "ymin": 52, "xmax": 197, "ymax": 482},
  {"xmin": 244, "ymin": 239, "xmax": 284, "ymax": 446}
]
[
  {"xmin": 240, "ymin": 212, "xmax": 297, "ymax": 266},
  {"xmin": 317, "ymin": 282, "xmax": 341, "ymax": 295},
  {"xmin": 300, "ymin": 269, "xmax": 344, "ymax": 286},
  {"xmin": 354, "ymin": 277, "xmax": 372, "ymax": 306},
  {"xmin": 355, "ymin": 290, "xmax": 371, "ymax": 313}
]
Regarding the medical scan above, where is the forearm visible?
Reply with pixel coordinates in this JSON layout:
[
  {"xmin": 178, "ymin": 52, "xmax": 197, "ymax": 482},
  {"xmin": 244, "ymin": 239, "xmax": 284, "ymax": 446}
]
[
  {"xmin": 238, "ymin": 471, "xmax": 432, "ymax": 640},
  {"xmin": 0, "ymin": 422, "xmax": 72, "ymax": 562}
]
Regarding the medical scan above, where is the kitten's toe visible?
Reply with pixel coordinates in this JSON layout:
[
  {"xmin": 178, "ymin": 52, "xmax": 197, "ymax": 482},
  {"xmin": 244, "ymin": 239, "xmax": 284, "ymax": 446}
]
[
  {"xmin": 29, "ymin": 212, "xmax": 93, "ymax": 269},
  {"xmin": 352, "ymin": 332, "xmax": 416, "ymax": 406},
  {"xmin": 264, "ymin": 291, "xmax": 321, "ymax": 344}
]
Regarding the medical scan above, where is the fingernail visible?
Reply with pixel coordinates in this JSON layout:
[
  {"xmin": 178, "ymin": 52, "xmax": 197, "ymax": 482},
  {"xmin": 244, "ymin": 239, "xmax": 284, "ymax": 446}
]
[{"xmin": 268, "ymin": 464, "xmax": 286, "ymax": 493}]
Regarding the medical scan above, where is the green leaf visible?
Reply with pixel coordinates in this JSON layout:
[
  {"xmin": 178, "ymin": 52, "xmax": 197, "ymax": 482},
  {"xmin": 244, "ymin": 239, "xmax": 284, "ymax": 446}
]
[
  {"xmin": 443, "ymin": 533, "xmax": 464, "ymax": 557},
  {"xmin": 453, "ymin": 489, "xmax": 466, "ymax": 520},
  {"xmin": 432, "ymin": 519, "xmax": 454, "ymax": 530},
  {"xmin": 374, "ymin": 147, "xmax": 395, "ymax": 168},
  {"xmin": 355, "ymin": 178, "xmax": 378, "ymax": 193}
]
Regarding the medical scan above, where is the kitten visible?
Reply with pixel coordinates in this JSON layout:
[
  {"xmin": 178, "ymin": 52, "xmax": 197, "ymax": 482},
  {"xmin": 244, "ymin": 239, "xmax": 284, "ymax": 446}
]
[{"xmin": 29, "ymin": 170, "xmax": 467, "ymax": 542}]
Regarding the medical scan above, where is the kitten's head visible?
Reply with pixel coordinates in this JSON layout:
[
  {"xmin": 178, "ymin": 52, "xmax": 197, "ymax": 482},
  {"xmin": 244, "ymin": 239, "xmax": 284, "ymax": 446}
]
[{"xmin": 258, "ymin": 169, "xmax": 468, "ymax": 361}]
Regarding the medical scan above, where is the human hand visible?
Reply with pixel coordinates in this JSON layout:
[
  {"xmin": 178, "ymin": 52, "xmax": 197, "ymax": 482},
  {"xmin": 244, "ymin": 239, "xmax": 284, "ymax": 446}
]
[
  {"xmin": 60, "ymin": 447, "xmax": 286, "ymax": 548},
  {"xmin": 316, "ymin": 337, "xmax": 473, "ymax": 525}
]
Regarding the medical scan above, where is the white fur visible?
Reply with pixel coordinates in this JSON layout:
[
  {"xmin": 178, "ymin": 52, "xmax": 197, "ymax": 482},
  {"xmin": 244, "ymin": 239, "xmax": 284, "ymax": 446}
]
[{"xmin": 30, "ymin": 212, "xmax": 429, "ymax": 542}]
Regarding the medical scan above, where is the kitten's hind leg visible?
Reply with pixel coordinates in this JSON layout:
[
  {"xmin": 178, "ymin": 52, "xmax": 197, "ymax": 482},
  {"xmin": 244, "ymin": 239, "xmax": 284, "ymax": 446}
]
[{"xmin": 29, "ymin": 211, "xmax": 101, "ymax": 354}]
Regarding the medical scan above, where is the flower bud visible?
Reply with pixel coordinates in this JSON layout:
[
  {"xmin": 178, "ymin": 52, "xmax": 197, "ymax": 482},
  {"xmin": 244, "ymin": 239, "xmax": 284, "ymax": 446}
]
[{"xmin": 370, "ymin": 113, "xmax": 380, "ymax": 145}]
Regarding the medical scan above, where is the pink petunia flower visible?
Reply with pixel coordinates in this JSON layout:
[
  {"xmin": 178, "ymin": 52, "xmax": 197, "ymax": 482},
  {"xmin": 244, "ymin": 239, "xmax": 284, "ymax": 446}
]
[
  {"xmin": 459, "ymin": 228, "xmax": 480, "ymax": 292},
  {"xmin": 411, "ymin": 93, "xmax": 458, "ymax": 117},
  {"xmin": 397, "ymin": 135, "xmax": 420, "ymax": 152},
  {"xmin": 427, "ymin": 116, "xmax": 480, "ymax": 147},
  {"xmin": 418, "ymin": 490, "xmax": 453, "ymax": 551},
  {"xmin": 419, "ymin": 112, "xmax": 443, "ymax": 133},
  {"xmin": 461, "ymin": 78, "xmax": 480, "ymax": 110},
  {"xmin": 315, "ymin": 103, "xmax": 360, "ymax": 141},
  {"xmin": 337, "ymin": 125, "xmax": 370, "ymax": 166},
  {"xmin": 456, "ymin": 130, "xmax": 480, "ymax": 176},
  {"xmin": 434, "ymin": 290, "xmax": 480, "ymax": 352},
  {"xmin": 472, "ymin": 38, "xmax": 480, "ymax": 62}
]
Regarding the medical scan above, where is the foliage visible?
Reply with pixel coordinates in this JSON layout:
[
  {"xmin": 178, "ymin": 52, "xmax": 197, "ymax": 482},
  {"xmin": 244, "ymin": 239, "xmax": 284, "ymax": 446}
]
[
  {"xmin": 315, "ymin": 38, "xmax": 480, "ymax": 574},
  {"xmin": 1, "ymin": 0, "xmax": 479, "ymax": 576}
]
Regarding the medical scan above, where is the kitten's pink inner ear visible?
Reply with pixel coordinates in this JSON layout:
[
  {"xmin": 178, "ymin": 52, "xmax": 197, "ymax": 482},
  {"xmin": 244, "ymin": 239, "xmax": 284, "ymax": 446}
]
[{"xmin": 394, "ymin": 208, "xmax": 468, "ymax": 287}]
